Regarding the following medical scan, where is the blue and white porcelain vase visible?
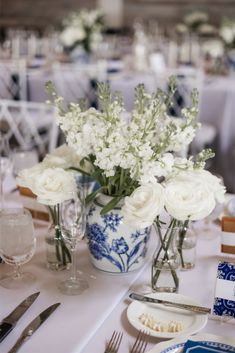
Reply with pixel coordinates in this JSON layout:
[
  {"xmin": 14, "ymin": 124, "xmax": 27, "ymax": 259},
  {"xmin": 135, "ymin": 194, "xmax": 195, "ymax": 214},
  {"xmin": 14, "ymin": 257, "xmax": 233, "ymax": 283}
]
[{"xmin": 86, "ymin": 194, "xmax": 151, "ymax": 273}]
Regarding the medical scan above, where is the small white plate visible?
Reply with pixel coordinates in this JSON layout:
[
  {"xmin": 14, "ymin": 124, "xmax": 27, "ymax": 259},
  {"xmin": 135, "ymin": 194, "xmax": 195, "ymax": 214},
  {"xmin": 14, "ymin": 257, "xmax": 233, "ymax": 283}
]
[
  {"xmin": 127, "ymin": 293, "xmax": 208, "ymax": 339},
  {"xmin": 146, "ymin": 333, "xmax": 235, "ymax": 353}
]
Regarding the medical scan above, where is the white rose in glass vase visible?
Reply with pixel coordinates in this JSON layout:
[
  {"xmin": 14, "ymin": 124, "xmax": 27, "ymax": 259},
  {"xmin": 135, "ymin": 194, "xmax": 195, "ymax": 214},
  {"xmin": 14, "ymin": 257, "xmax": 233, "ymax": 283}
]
[
  {"xmin": 122, "ymin": 183, "xmax": 165, "ymax": 229},
  {"xmin": 30, "ymin": 168, "xmax": 77, "ymax": 206},
  {"xmin": 164, "ymin": 170, "xmax": 225, "ymax": 221},
  {"xmin": 17, "ymin": 167, "xmax": 77, "ymax": 206}
]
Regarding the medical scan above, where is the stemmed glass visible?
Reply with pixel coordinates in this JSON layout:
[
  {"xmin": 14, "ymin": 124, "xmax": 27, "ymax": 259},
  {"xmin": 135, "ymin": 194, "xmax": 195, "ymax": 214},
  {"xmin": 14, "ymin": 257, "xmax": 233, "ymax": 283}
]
[
  {"xmin": 0, "ymin": 135, "xmax": 13, "ymax": 208},
  {"xmin": 58, "ymin": 189, "xmax": 89, "ymax": 295},
  {"xmin": 0, "ymin": 208, "xmax": 36, "ymax": 289},
  {"xmin": 11, "ymin": 147, "xmax": 38, "ymax": 177},
  {"xmin": 200, "ymin": 174, "xmax": 225, "ymax": 240}
]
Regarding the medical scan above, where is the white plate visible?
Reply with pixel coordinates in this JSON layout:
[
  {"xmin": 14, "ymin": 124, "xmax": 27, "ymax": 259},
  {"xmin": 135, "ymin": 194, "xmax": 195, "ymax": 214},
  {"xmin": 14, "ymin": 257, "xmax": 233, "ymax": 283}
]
[
  {"xmin": 127, "ymin": 293, "xmax": 208, "ymax": 339},
  {"xmin": 146, "ymin": 333, "xmax": 235, "ymax": 353}
]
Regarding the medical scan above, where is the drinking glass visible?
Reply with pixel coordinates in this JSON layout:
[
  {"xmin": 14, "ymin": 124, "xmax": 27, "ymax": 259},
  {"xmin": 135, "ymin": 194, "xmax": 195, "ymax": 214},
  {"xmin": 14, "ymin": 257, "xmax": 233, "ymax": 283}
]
[
  {"xmin": 0, "ymin": 208, "xmax": 36, "ymax": 289},
  {"xmin": 58, "ymin": 189, "xmax": 89, "ymax": 295},
  {"xmin": 0, "ymin": 135, "xmax": 13, "ymax": 208},
  {"xmin": 11, "ymin": 147, "xmax": 38, "ymax": 177},
  {"xmin": 200, "ymin": 174, "xmax": 224, "ymax": 240}
]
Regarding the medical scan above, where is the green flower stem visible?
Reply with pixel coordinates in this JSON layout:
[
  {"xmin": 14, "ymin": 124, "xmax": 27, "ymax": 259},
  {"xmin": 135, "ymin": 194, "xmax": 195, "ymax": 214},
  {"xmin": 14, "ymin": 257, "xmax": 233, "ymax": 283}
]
[
  {"xmin": 177, "ymin": 219, "xmax": 189, "ymax": 268},
  {"xmin": 152, "ymin": 219, "xmax": 179, "ymax": 291},
  {"xmin": 48, "ymin": 205, "xmax": 71, "ymax": 266}
]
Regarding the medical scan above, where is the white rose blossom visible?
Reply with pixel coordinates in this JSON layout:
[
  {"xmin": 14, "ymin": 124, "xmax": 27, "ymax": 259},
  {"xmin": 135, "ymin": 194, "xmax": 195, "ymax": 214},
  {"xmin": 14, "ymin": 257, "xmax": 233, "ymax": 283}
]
[
  {"xmin": 122, "ymin": 183, "xmax": 165, "ymax": 229},
  {"xmin": 164, "ymin": 170, "xmax": 225, "ymax": 221},
  {"xmin": 17, "ymin": 166, "xmax": 77, "ymax": 206}
]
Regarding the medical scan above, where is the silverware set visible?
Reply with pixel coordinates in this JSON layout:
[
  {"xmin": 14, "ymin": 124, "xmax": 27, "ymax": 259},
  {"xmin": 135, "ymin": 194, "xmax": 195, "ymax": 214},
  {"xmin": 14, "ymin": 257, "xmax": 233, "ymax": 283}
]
[
  {"xmin": 0, "ymin": 292, "xmax": 60, "ymax": 353},
  {"xmin": 105, "ymin": 330, "xmax": 148, "ymax": 353}
]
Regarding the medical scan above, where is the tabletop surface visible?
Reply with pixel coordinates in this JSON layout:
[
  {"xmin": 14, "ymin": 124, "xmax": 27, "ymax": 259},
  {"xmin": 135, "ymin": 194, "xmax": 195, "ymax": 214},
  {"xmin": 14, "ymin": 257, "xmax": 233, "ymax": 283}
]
[{"xmin": 0, "ymin": 188, "xmax": 235, "ymax": 353}]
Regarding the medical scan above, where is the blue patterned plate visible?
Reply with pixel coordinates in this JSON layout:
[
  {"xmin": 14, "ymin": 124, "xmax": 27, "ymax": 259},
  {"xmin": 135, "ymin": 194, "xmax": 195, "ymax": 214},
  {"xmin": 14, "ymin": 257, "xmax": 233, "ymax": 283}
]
[{"xmin": 147, "ymin": 333, "xmax": 235, "ymax": 353}]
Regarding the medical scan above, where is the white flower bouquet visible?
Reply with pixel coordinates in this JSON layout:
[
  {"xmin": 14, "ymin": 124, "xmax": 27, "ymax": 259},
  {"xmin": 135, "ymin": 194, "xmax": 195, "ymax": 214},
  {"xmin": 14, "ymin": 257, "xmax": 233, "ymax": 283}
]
[
  {"xmin": 36, "ymin": 79, "xmax": 225, "ymax": 280},
  {"xmin": 45, "ymin": 78, "xmax": 225, "ymax": 220},
  {"xmin": 220, "ymin": 19, "xmax": 235, "ymax": 50},
  {"xmin": 60, "ymin": 9, "xmax": 104, "ymax": 54},
  {"xmin": 184, "ymin": 10, "xmax": 209, "ymax": 32},
  {"xmin": 17, "ymin": 144, "xmax": 82, "ymax": 269}
]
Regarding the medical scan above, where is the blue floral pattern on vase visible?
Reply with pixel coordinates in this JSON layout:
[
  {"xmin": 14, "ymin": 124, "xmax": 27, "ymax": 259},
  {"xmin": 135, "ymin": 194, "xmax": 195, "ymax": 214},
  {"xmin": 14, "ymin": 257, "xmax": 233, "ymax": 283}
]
[{"xmin": 86, "ymin": 196, "xmax": 151, "ymax": 273}]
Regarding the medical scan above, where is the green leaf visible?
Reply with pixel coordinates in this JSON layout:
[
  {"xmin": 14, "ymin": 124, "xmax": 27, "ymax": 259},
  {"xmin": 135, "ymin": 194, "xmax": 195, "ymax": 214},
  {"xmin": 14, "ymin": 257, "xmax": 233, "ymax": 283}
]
[
  {"xmin": 69, "ymin": 167, "xmax": 91, "ymax": 177},
  {"xmin": 85, "ymin": 186, "xmax": 106, "ymax": 205},
  {"xmin": 100, "ymin": 196, "xmax": 123, "ymax": 216}
]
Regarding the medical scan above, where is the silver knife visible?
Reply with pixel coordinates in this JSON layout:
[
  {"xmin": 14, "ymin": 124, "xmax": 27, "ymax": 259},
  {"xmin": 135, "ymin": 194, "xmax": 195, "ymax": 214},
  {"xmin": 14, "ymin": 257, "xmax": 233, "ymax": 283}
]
[
  {"xmin": 7, "ymin": 302, "xmax": 61, "ymax": 353},
  {"xmin": 129, "ymin": 293, "xmax": 211, "ymax": 314},
  {"xmin": 0, "ymin": 292, "xmax": 40, "ymax": 343}
]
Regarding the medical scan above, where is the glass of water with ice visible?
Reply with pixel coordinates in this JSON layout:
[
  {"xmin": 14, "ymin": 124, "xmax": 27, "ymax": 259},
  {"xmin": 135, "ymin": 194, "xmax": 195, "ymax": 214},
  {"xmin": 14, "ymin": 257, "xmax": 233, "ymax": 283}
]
[{"xmin": 0, "ymin": 208, "xmax": 36, "ymax": 289}]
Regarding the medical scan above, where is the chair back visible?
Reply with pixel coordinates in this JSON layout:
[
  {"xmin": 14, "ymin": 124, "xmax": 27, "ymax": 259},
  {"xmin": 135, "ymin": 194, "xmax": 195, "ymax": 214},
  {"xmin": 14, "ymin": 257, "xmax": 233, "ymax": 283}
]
[
  {"xmin": 0, "ymin": 59, "xmax": 27, "ymax": 100},
  {"xmin": 0, "ymin": 99, "xmax": 59, "ymax": 158}
]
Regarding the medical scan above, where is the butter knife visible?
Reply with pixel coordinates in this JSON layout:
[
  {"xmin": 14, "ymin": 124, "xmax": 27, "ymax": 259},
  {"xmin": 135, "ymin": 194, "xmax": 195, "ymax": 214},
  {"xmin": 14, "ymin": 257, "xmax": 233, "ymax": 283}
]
[
  {"xmin": 129, "ymin": 293, "xmax": 211, "ymax": 314},
  {"xmin": 7, "ymin": 303, "xmax": 61, "ymax": 353},
  {"xmin": 0, "ymin": 292, "xmax": 40, "ymax": 343}
]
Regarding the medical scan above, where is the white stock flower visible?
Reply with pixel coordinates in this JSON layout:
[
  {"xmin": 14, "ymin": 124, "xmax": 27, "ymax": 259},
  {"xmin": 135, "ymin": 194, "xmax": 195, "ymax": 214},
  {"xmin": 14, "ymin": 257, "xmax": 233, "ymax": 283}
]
[
  {"xmin": 164, "ymin": 170, "xmax": 221, "ymax": 221},
  {"xmin": 122, "ymin": 183, "xmax": 165, "ymax": 229},
  {"xmin": 29, "ymin": 168, "xmax": 77, "ymax": 206}
]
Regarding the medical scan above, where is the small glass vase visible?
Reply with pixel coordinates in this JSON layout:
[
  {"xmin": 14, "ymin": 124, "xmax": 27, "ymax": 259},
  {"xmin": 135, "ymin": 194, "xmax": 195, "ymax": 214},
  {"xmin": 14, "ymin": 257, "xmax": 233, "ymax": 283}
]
[
  {"xmin": 45, "ymin": 204, "xmax": 71, "ymax": 271},
  {"xmin": 151, "ymin": 221, "xmax": 180, "ymax": 293},
  {"xmin": 177, "ymin": 224, "xmax": 197, "ymax": 270}
]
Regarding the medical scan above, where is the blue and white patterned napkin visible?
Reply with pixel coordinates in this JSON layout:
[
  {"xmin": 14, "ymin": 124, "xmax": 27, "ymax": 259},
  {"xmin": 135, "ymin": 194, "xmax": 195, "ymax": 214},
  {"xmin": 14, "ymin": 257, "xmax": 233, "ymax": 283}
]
[
  {"xmin": 213, "ymin": 261, "xmax": 235, "ymax": 318},
  {"xmin": 182, "ymin": 340, "xmax": 235, "ymax": 353}
]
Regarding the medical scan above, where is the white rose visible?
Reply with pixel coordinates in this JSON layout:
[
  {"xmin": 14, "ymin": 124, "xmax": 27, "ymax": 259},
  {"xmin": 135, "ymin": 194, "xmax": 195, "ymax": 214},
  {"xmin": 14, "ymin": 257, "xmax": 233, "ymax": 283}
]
[
  {"xmin": 122, "ymin": 183, "xmax": 165, "ymax": 229},
  {"xmin": 16, "ymin": 163, "xmax": 47, "ymax": 190},
  {"xmin": 164, "ymin": 171, "xmax": 217, "ymax": 221},
  {"xmin": 189, "ymin": 169, "xmax": 226, "ymax": 203},
  {"xmin": 30, "ymin": 168, "xmax": 77, "ymax": 206}
]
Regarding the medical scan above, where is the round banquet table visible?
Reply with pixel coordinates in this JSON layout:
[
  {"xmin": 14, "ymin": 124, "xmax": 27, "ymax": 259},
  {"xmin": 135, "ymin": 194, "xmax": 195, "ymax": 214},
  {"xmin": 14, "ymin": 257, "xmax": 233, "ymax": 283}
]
[{"xmin": 0, "ymin": 180, "xmax": 235, "ymax": 353}]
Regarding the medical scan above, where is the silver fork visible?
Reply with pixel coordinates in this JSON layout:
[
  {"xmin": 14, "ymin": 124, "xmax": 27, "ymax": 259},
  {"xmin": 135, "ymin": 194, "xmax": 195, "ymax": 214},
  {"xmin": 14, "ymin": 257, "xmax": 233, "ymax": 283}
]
[
  {"xmin": 104, "ymin": 331, "xmax": 123, "ymax": 353},
  {"xmin": 130, "ymin": 331, "xmax": 148, "ymax": 353}
]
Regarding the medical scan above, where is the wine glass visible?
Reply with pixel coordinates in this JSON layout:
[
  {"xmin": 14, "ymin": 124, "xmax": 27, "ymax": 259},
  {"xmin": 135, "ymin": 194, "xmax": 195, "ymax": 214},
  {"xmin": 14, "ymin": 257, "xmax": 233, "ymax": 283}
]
[
  {"xmin": 11, "ymin": 147, "xmax": 38, "ymax": 177},
  {"xmin": 0, "ymin": 135, "xmax": 13, "ymax": 208},
  {"xmin": 200, "ymin": 174, "xmax": 225, "ymax": 240},
  {"xmin": 58, "ymin": 189, "xmax": 89, "ymax": 295},
  {"xmin": 0, "ymin": 208, "xmax": 36, "ymax": 289}
]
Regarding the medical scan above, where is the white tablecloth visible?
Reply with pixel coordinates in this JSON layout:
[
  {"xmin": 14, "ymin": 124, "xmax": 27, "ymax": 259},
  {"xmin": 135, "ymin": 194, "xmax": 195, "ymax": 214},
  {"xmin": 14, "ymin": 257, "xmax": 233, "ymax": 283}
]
[{"xmin": 1, "ymin": 186, "xmax": 235, "ymax": 353}]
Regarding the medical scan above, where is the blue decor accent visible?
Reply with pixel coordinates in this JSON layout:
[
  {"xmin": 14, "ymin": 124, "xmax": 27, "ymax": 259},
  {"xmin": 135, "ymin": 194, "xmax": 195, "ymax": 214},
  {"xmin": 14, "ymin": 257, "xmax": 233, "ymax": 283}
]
[
  {"xmin": 161, "ymin": 341, "xmax": 235, "ymax": 353},
  {"xmin": 182, "ymin": 340, "xmax": 235, "ymax": 353},
  {"xmin": 213, "ymin": 261, "xmax": 235, "ymax": 318},
  {"xmin": 86, "ymin": 201, "xmax": 151, "ymax": 273}
]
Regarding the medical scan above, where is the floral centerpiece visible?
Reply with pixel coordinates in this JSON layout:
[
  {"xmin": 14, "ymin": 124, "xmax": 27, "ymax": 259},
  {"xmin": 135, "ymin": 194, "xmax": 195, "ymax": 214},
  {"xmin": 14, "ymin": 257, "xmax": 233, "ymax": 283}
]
[
  {"xmin": 60, "ymin": 9, "xmax": 104, "ymax": 55},
  {"xmin": 220, "ymin": 19, "xmax": 235, "ymax": 50},
  {"xmin": 183, "ymin": 10, "xmax": 209, "ymax": 33},
  {"xmin": 17, "ymin": 144, "xmax": 83, "ymax": 270},
  {"xmin": 45, "ymin": 79, "xmax": 225, "ymax": 280},
  {"xmin": 220, "ymin": 19, "xmax": 235, "ymax": 71}
]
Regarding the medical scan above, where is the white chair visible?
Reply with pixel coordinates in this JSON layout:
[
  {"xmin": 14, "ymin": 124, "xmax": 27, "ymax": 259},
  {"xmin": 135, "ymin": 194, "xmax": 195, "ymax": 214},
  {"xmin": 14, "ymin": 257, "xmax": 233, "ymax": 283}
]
[
  {"xmin": 0, "ymin": 99, "xmax": 59, "ymax": 158},
  {"xmin": 52, "ymin": 62, "xmax": 107, "ymax": 107},
  {"xmin": 0, "ymin": 59, "xmax": 27, "ymax": 101}
]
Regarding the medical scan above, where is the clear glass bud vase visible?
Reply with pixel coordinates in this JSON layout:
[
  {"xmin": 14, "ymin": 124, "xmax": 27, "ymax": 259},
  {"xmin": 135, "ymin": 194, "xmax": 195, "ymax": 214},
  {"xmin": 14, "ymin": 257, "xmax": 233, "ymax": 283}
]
[
  {"xmin": 177, "ymin": 224, "xmax": 197, "ymax": 270},
  {"xmin": 151, "ymin": 221, "xmax": 180, "ymax": 293},
  {"xmin": 45, "ymin": 204, "xmax": 71, "ymax": 271}
]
